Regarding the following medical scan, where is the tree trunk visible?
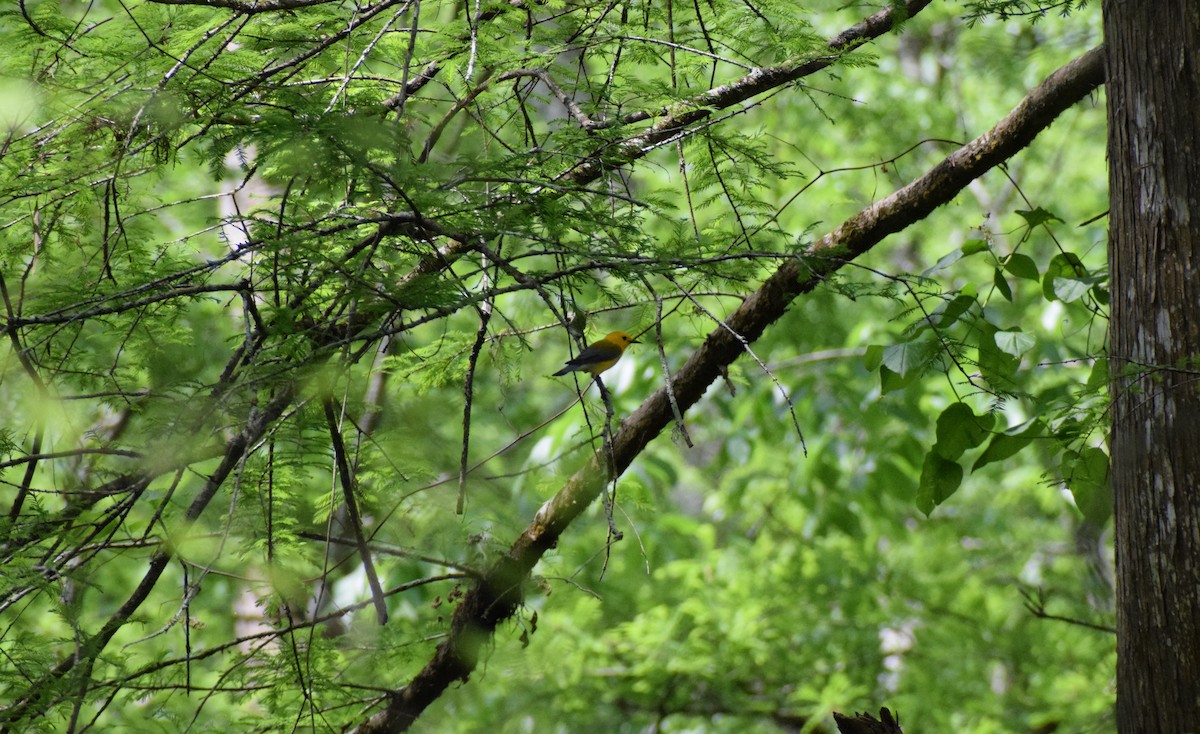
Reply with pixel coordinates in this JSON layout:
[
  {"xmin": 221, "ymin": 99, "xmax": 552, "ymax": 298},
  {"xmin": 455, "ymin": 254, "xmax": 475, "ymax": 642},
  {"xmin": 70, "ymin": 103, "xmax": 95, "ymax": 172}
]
[{"xmin": 1105, "ymin": 2, "xmax": 1200, "ymax": 731}]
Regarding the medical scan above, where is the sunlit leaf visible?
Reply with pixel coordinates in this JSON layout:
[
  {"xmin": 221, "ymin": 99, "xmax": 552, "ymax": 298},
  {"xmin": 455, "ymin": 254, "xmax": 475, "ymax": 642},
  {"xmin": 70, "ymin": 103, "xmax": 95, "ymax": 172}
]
[
  {"xmin": 961, "ymin": 238, "xmax": 990, "ymax": 256},
  {"xmin": 1063, "ymin": 447, "xmax": 1112, "ymax": 525},
  {"xmin": 993, "ymin": 329, "xmax": 1035, "ymax": 357},
  {"xmin": 1051, "ymin": 276, "xmax": 1091, "ymax": 303}
]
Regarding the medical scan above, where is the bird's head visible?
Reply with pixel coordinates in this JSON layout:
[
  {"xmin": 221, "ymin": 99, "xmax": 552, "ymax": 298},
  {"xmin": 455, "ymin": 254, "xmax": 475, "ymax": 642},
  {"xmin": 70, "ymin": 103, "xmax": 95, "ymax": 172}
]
[{"xmin": 606, "ymin": 331, "xmax": 638, "ymax": 348}]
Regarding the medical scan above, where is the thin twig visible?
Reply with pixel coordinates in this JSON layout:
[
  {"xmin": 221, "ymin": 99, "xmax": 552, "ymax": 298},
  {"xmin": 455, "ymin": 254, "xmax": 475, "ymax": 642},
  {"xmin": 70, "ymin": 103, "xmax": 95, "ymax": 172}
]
[
  {"xmin": 458, "ymin": 274, "xmax": 494, "ymax": 514},
  {"xmin": 323, "ymin": 398, "xmax": 390, "ymax": 625},
  {"xmin": 666, "ymin": 273, "xmax": 807, "ymax": 454}
]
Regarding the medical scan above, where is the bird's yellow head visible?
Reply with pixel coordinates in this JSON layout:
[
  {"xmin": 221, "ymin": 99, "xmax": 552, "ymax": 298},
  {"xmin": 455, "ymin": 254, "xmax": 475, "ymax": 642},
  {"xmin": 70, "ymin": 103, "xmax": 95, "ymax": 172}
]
[{"xmin": 605, "ymin": 331, "xmax": 638, "ymax": 350}]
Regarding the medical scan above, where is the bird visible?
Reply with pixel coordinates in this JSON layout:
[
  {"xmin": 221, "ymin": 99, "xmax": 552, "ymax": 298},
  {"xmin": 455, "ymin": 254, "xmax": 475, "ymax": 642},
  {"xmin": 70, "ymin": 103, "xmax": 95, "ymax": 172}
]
[{"xmin": 552, "ymin": 331, "xmax": 638, "ymax": 378}]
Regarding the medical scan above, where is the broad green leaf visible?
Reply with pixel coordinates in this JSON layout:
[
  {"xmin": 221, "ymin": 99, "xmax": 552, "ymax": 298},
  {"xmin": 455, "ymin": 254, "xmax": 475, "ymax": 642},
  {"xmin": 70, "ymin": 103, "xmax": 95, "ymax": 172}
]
[
  {"xmin": 933, "ymin": 402, "xmax": 995, "ymax": 460},
  {"xmin": 933, "ymin": 294, "xmax": 977, "ymax": 327},
  {"xmin": 1003, "ymin": 253, "xmax": 1039, "ymax": 281},
  {"xmin": 882, "ymin": 337, "xmax": 939, "ymax": 377},
  {"xmin": 993, "ymin": 268, "xmax": 1013, "ymax": 302},
  {"xmin": 1042, "ymin": 252, "xmax": 1086, "ymax": 301},
  {"xmin": 923, "ymin": 247, "xmax": 964, "ymax": 276},
  {"xmin": 993, "ymin": 329, "xmax": 1035, "ymax": 357},
  {"xmin": 972, "ymin": 418, "xmax": 1046, "ymax": 472},
  {"xmin": 916, "ymin": 451, "xmax": 964, "ymax": 516},
  {"xmin": 1051, "ymin": 276, "xmax": 1091, "ymax": 303},
  {"xmin": 864, "ymin": 344, "xmax": 884, "ymax": 371},
  {"xmin": 1015, "ymin": 207, "xmax": 1062, "ymax": 227},
  {"xmin": 1063, "ymin": 447, "xmax": 1112, "ymax": 525},
  {"xmin": 961, "ymin": 238, "xmax": 990, "ymax": 256},
  {"xmin": 1086, "ymin": 358, "xmax": 1110, "ymax": 391},
  {"xmin": 977, "ymin": 324, "xmax": 1020, "ymax": 387},
  {"xmin": 880, "ymin": 364, "xmax": 921, "ymax": 394}
]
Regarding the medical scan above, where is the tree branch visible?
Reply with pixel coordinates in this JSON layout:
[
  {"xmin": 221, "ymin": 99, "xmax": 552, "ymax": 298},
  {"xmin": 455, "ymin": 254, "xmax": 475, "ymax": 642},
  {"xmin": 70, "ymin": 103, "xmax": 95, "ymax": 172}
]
[
  {"xmin": 558, "ymin": 0, "xmax": 935, "ymax": 184},
  {"xmin": 142, "ymin": 0, "xmax": 345, "ymax": 14},
  {"xmin": 349, "ymin": 44, "xmax": 1106, "ymax": 734},
  {"xmin": 360, "ymin": 0, "xmax": 934, "ymax": 301}
]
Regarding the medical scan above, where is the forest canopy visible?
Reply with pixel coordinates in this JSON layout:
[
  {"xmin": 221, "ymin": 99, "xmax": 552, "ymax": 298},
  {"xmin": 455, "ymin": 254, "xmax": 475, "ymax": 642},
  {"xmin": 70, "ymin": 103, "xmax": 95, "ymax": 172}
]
[{"xmin": 0, "ymin": 0, "xmax": 1113, "ymax": 732}]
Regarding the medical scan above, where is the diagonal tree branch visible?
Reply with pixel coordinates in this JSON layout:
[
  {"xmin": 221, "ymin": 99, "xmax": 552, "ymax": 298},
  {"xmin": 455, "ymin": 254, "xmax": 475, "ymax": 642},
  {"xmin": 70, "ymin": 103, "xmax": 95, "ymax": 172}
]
[
  {"xmin": 144, "ymin": 0, "xmax": 344, "ymax": 12},
  {"xmin": 558, "ymin": 0, "xmax": 935, "ymax": 185},
  {"xmin": 352, "ymin": 0, "xmax": 936, "ymax": 300},
  {"xmin": 350, "ymin": 44, "xmax": 1106, "ymax": 734}
]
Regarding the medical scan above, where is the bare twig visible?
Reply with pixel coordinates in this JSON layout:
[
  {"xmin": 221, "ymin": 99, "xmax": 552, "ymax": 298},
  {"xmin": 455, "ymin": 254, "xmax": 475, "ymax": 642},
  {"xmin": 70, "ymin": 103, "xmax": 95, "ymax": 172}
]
[
  {"xmin": 323, "ymin": 398, "xmax": 390, "ymax": 625},
  {"xmin": 1021, "ymin": 587, "xmax": 1116, "ymax": 634},
  {"xmin": 666, "ymin": 273, "xmax": 806, "ymax": 454},
  {"xmin": 458, "ymin": 277, "xmax": 494, "ymax": 514}
]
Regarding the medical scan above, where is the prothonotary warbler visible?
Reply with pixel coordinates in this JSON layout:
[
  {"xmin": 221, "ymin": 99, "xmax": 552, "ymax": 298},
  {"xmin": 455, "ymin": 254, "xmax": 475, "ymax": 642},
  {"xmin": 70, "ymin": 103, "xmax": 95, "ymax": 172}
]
[{"xmin": 552, "ymin": 331, "xmax": 638, "ymax": 378}]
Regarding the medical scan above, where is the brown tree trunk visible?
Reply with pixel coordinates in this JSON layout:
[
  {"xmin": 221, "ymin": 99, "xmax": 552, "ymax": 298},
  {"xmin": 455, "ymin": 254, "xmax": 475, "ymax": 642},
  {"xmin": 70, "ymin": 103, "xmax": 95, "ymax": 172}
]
[{"xmin": 1105, "ymin": 2, "xmax": 1200, "ymax": 731}]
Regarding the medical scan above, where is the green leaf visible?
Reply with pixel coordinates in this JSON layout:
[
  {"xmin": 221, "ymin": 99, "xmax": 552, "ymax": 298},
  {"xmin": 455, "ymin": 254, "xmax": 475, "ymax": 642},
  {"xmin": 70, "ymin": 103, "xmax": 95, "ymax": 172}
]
[
  {"xmin": 880, "ymin": 364, "xmax": 920, "ymax": 394},
  {"xmin": 933, "ymin": 402, "xmax": 995, "ymax": 460},
  {"xmin": 923, "ymin": 247, "xmax": 963, "ymax": 276},
  {"xmin": 916, "ymin": 452, "xmax": 964, "ymax": 516},
  {"xmin": 961, "ymin": 238, "xmax": 989, "ymax": 256},
  {"xmin": 1042, "ymin": 252, "xmax": 1086, "ymax": 302},
  {"xmin": 932, "ymin": 293, "xmax": 977, "ymax": 328},
  {"xmin": 882, "ymin": 337, "xmax": 939, "ymax": 377},
  {"xmin": 864, "ymin": 344, "xmax": 884, "ymax": 371},
  {"xmin": 993, "ymin": 329, "xmax": 1035, "ymax": 358},
  {"xmin": 1063, "ymin": 447, "xmax": 1112, "ymax": 525},
  {"xmin": 972, "ymin": 418, "xmax": 1046, "ymax": 472},
  {"xmin": 977, "ymin": 324, "xmax": 1020, "ymax": 387},
  {"xmin": 1003, "ymin": 253, "xmax": 1039, "ymax": 281},
  {"xmin": 1086, "ymin": 358, "xmax": 1109, "ymax": 391},
  {"xmin": 1015, "ymin": 207, "xmax": 1062, "ymax": 227},
  {"xmin": 1052, "ymin": 418, "xmax": 1085, "ymax": 444},
  {"xmin": 1050, "ymin": 276, "xmax": 1091, "ymax": 303},
  {"xmin": 993, "ymin": 268, "xmax": 1013, "ymax": 302}
]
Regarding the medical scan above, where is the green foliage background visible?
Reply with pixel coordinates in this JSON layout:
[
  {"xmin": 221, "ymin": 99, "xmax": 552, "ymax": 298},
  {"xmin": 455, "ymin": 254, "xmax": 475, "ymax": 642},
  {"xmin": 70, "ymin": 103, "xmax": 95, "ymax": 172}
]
[{"xmin": 0, "ymin": 0, "xmax": 1111, "ymax": 731}]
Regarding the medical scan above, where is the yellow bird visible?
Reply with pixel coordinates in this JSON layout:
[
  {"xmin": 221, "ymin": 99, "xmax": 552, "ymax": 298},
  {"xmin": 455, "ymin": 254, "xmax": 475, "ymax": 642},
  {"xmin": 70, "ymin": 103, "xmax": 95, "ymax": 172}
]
[{"xmin": 552, "ymin": 331, "xmax": 639, "ymax": 378}]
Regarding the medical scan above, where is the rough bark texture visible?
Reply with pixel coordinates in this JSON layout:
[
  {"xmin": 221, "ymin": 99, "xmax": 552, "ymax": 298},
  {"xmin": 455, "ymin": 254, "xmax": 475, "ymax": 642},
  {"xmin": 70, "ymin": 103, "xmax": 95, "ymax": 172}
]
[{"xmin": 1104, "ymin": 2, "xmax": 1200, "ymax": 731}]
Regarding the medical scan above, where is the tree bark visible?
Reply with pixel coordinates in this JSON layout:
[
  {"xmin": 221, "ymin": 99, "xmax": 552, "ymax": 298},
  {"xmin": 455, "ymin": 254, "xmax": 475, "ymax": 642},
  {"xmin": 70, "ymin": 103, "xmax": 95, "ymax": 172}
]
[{"xmin": 1105, "ymin": 2, "xmax": 1200, "ymax": 731}]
